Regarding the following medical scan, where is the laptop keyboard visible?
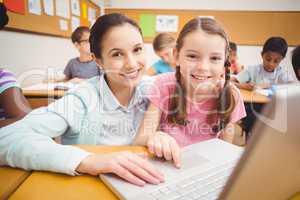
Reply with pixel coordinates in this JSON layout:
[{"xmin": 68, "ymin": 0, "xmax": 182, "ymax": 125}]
[{"xmin": 145, "ymin": 161, "xmax": 237, "ymax": 200}]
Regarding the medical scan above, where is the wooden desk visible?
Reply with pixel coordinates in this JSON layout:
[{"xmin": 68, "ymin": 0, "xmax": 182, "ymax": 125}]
[
  {"xmin": 23, "ymin": 84, "xmax": 270, "ymax": 109},
  {"xmin": 239, "ymin": 89, "xmax": 270, "ymax": 104},
  {"xmin": 8, "ymin": 146, "xmax": 146, "ymax": 200},
  {"xmin": 4, "ymin": 145, "xmax": 300, "ymax": 200},
  {"xmin": 0, "ymin": 167, "xmax": 30, "ymax": 199},
  {"xmin": 23, "ymin": 84, "xmax": 67, "ymax": 108}
]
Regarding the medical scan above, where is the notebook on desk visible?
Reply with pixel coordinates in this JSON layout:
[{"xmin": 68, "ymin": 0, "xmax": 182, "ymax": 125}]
[
  {"xmin": 23, "ymin": 82, "xmax": 78, "ymax": 91},
  {"xmin": 100, "ymin": 84, "xmax": 300, "ymax": 200}
]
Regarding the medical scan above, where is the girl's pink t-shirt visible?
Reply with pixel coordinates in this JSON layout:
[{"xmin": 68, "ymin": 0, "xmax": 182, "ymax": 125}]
[{"xmin": 148, "ymin": 73, "xmax": 246, "ymax": 147}]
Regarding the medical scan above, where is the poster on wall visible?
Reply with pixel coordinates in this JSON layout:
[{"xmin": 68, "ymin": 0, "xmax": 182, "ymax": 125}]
[
  {"xmin": 88, "ymin": 7, "xmax": 96, "ymax": 22},
  {"xmin": 139, "ymin": 14, "xmax": 155, "ymax": 37},
  {"xmin": 28, "ymin": 0, "xmax": 41, "ymax": 15},
  {"xmin": 4, "ymin": 0, "xmax": 25, "ymax": 14},
  {"xmin": 43, "ymin": 0, "xmax": 54, "ymax": 16},
  {"xmin": 71, "ymin": 16, "xmax": 80, "ymax": 32},
  {"xmin": 59, "ymin": 19, "xmax": 69, "ymax": 31},
  {"xmin": 56, "ymin": 0, "xmax": 70, "ymax": 19},
  {"xmin": 71, "ymin": 0, "xmax": 80, "ymax": 16},
  {"xmin": 156, "ymin": 15, "xmax": 178, "ymax": 33}
]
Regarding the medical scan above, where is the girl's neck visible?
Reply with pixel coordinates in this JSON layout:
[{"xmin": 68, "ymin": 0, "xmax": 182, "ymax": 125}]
[
  {"xmin": 78, "ymin": 54, "xmax": 93, "ymax": 62},
  {"xmin": 105, "ymin": 76, "xmax": 134, "ymax": 107}
]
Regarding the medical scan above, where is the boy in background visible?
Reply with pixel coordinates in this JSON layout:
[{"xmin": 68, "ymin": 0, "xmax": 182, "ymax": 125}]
[
  {"xmin": 49, "ymin": 26, "xmax": 101, "ymax": 83},
  {"xmin": 235, "ymin": 37, "xmax": 295, "ymax": 90},
  {"xmin": 146, "ymin": 33, "xmax": 176, "ymax": 76},
  {"xmin": 292, "ymin": 45, "xmax": 300, "ymax": 81},
  {"xmin": 228, "ymin": 42, "xmax": 243, "ymax": 74}
]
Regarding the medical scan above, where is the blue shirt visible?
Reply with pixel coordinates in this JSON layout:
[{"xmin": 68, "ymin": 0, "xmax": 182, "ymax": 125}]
[
  {"xmin": 152, "ymin": 59, "xmax": 174, "ymax": 74},
  {"xmin": 0, "ymin": 75, "xmax": 154, "ymax": 175},
  {"xmin": 237, "ymin": 64, "xmax": 295, "ymax": 85}
]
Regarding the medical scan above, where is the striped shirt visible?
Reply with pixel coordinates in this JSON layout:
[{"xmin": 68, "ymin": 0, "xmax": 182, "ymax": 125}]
[{"xmin": 0, "ymin": 69, "xmax": 19, "ymax": 119}]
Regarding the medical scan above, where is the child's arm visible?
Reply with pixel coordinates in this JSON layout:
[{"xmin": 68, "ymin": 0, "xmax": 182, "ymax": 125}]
[
  {"xmin": 133, "ymin": 103, "xmax": 181, "ymax": 168},
  {"xmin": 145, "ymin": 66, "xmax": 157, "ymax": 76},
  {"xmin": 0, "ymin": 87, "xmax": 31, "ymax": 128},
  {"xmin": 234, "ymin": 82, "xmax": 255, "ymax": 91}
]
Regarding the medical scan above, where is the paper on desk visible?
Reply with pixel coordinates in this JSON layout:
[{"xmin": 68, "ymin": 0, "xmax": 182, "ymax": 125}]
[
  {"xmin": 255, "ymin": 88, "xmax": 273, "ymax": 97},
  {"xmin": 23, "ymin": 82, "xmax": 78, "ymax": 91}
]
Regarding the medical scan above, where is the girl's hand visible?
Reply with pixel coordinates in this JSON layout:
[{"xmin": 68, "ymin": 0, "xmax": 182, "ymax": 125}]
[
  {"xmin": 237, "ymin": 83, "xmax": 255, "ymax": 91},
  {"xmin": 147, "ymin": 131, "xmax": 181, "ymax": 168},
  {"xmin": 76, "ymin": 151, "xmax": 164, "ymax": 187}
]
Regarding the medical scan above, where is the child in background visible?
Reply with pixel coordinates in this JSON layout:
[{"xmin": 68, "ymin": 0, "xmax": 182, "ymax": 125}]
[
  {"xmin": 134, "ymin": 17, "xmax": 246, "ymax": 164},
  {"xmin": 49, "ymin": 26, "xmax": 101, "ymax": 83},
  {"xmin": 0, "ymin": 3, "xmax": 31, "ymax": 128},
  {"xmin": 146, "ymin": 33, "xmax": 176, "ymax": 75},
  {"xmin": 235, "ymin": 37, "xmax": 295, "ymax": 90},
  {"xmin": 229, "ymin": 42, "xmax": 243, "ymax": 74},
  {"xmin": 0, "ymin": 13, "xmax": 165, "ymax": 187},
  {"xmin": 292, "ymin": 45, "xmax": 300, "ymax": 81}
]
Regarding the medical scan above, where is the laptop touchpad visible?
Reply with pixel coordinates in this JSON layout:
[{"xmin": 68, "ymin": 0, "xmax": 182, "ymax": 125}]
[{"xmin": 149, "ymin": 152, "xmax": 211, "ymax": 176}]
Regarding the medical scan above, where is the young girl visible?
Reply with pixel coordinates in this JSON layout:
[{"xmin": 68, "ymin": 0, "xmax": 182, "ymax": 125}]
[
  {"xmin": 134, "ymin": 17, "xmax": 246, "ymax": 167},
  {"xmin": 0, "ymin": 13, "xmax": 164, "ymax": 187},
  {"xmin": 146, "ymin": 33, "xmax": 176, "ymax": 76}
]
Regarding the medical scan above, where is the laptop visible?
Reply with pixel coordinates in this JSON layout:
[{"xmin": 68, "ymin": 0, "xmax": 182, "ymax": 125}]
[{"xmin": 100, "ymin": 84, "xmax": 300, "ymax": 200}]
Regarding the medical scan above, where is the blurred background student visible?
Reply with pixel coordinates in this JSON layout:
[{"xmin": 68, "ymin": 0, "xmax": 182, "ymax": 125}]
[
  {"xmin": 48, "ymin": 26, "xmax": 101, "ymax": 83},
  {"xmin": 229, "ymin": 42, "xmax": 243, "ymax": 74},
  {"xmin": 146, "ymin": 33, "xmax": 176, "ymax": 76},
  {"xmin": 235, "ymin": 36, "xmax": 295, "ymax": 90},
  {"xmin": 0, "ymin": 3, "xmax": 31, "ymax": 128},
  {"xmin": 292, "ymin": 45, "xmax": 300, "ymax": 81}
]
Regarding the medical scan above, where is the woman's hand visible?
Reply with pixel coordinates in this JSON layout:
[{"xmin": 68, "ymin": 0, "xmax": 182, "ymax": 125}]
[
  {"xmin": 147, "ymin": 131, "xmax": 181, "ymax": 168},
  {"xmin": 76, "ymin": 151, "xmax": 164, "ymax": 187}
]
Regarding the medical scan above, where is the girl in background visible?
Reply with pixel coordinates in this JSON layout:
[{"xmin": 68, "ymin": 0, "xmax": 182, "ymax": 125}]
[{"xmin": 146, "ymin": 33, "xmax": 176, "ymax": 75}]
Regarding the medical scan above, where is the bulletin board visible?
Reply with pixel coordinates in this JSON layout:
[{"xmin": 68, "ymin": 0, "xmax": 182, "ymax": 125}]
[
  {"xmin": 105, "ymin": 8, "xmax": 300, "ymax": 46},
  {"xmin": 4, "ymin": 0, "xmax": 100, "ymax": 38}
]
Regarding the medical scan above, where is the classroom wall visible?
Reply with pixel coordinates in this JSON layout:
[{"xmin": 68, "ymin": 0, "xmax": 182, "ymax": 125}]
[
  {"xmin": 0, "ymin": 0, "xmax": 298, "ymax": 86},
  {"xmin": 109, "ymin": 0, "xmax": 298, "ymax": 79},
  {"xmin": 0, "ymin": 30, "xmax": 77, "ymax": 86},
  {"xmin": 109, "ymin": 0, "xmax": 300, "ymax": 11},
  {"xmin": 145, "ymin": 43, "xmax": 297, "ymax": 80}
]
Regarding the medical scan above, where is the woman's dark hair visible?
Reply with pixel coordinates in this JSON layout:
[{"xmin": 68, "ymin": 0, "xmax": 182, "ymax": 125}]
[
  {"xmin": 90, "ymin": 13, "xmax": 142, "ymax": 59},
  {"xmin": 0, "ymin": 3, "xmax": 9, "ymax": 30},
  {"xmin": 167, "ymin": 17, "xmax": 236, "ymax": 132},
  {"xmin": 292, "ymin": 45, "xmax": 300, "ymax": 81},
  {"xmin": 262, "ymin": 36, "xmax": 288, "ymax": 58},
  {"xmin": 71, "ymin": 26, "xmax": 90, "ymax": 43}
]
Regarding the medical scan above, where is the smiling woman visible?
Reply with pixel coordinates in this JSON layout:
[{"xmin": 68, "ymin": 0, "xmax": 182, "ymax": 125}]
[{"xmin": 0, "ymin": 13, "xmax": 166, "ymax": 187}]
